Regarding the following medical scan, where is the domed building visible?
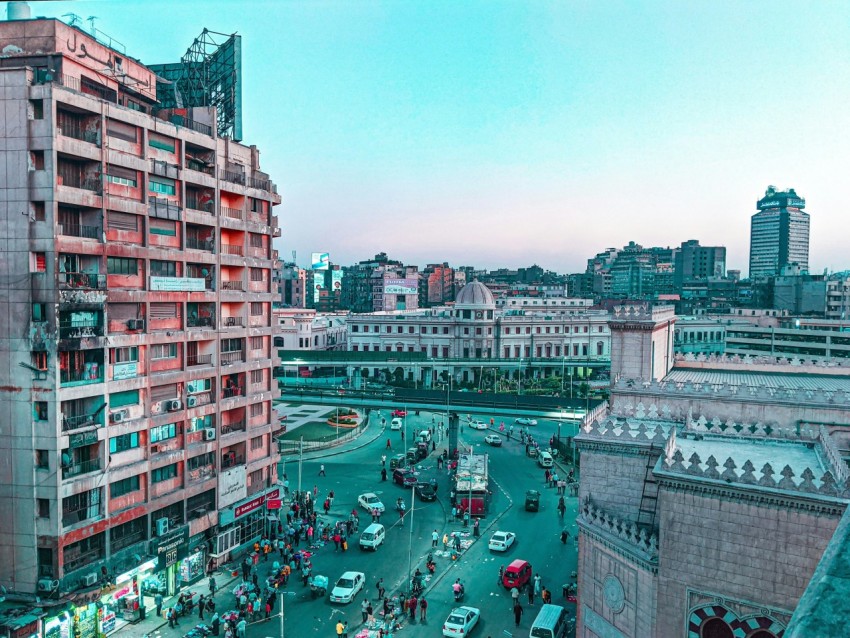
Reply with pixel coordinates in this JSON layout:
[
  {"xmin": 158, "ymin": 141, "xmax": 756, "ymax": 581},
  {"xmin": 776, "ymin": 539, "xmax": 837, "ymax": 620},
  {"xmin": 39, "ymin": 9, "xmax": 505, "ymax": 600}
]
[{"xmin": 346, "ymin": 280, "xmax": 610, "ymax": 388}]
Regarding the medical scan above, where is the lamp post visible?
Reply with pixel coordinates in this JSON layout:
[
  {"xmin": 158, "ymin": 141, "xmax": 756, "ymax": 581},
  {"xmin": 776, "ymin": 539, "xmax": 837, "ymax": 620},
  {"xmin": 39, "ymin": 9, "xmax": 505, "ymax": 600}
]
[
  {"xmin": 406, "ymin": 483, "xmax": 416, "ymax": 594},
  {"xmin": 518, "ymin": 357, "xmax": 523, "ymax": 396},
  {"xmin": 297, "ymin": 436, "xmax": 304, "ymax": 497},
  {"xmin": 277, "ymin": 591, "xmax": 297, "ymax": 638}
]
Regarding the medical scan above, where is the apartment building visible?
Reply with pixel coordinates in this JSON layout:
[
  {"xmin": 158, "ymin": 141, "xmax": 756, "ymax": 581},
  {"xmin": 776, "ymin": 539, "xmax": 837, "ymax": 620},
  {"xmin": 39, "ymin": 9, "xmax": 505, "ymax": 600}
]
[{"xmin": 0, "ymin": 16, "xmax": 281, "ymax": 607}]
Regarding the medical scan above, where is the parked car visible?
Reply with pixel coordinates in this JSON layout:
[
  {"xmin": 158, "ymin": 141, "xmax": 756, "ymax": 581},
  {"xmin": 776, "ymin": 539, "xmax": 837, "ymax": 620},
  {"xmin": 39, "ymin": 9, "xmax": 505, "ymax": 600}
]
[
  {"xmin": 527, "ymin": 446, "xmax": 539, "ymax": 458},
  {"xmin": 488, "ymin": 531, "xmax": 517, "ymax": 552},
  {"xmin": 484, "ymin": 434, "xmax": 502, "ymax": 447},
  {"xmin": 442, "ymin": 606, "xmax": 480, "ymax": 637},
  {"xmin": 469, "ymin": 420, "xmax": 488, "ymax": 430},
  {"xmin": 329, "ymin": 571, "xmax": 365, "ymax": 603},
  {"xmin": 415, "ymin": 482, "xmax": 437, "ymax": 502},
  {"xmin": 389, "ymin": 454, "xmax": 406, "ymax": 469},
  {"xmin": 392, "ymin": 409, "xmax": 407, "ymax": 418},
  {"xmin": 358, "ymin": 492, "xmax": 385, "ymax": 513},
  {"xmin": 515, "ymin": 417, "xmax": 538, "ymax": 426},
  {"xmin": 393, "ymin": 468, "xmax": 418, "ymax": 486}
]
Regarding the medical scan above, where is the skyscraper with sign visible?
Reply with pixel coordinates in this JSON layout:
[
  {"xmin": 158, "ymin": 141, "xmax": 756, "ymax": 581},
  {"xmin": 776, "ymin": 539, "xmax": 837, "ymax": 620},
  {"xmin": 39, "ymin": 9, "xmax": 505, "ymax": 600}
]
[{"xmin": 749, "ymin": 186, "xmax": 810, "ymax": 279}]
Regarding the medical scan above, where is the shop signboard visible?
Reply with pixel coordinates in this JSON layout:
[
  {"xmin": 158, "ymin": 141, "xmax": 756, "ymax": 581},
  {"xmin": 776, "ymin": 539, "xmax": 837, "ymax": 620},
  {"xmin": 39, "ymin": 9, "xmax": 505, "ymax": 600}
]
[
  {"xmin": 384, "ymin": 278, "xmax": 417, "ymax": 295},
  {"xmin": 266, "ymin": 499, "xmax": 282, "ymax": 510},
  {"xmin": 220, "ymin": 487, "xmax": 280, "ymax": 526},
  {"xmin": 69, "ymin": 430, "xmax": 98, "ymax": 449},
  {"xmin": 99, "ymin": 612, "xmax": 116, "ymax": 635},
  {"xmin": 218, "ymin": 466, "xmax": 247, "ymax": 509},
  {"xmin": 149, "ymin": 276, "xmax": 207, "ymax": 292},
  {"xmin": 113, "ymin": 362, "xmax": 138, "ymax": 380},
  {"xmin": 152, "ymin": 525, "xmax": 190, "ymax": 571}
]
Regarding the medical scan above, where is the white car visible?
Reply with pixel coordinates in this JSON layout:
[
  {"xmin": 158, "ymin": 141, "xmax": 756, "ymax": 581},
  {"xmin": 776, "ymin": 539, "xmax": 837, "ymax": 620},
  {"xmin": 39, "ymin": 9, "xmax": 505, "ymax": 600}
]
[
  {"xmin": 443, "ymin": 606, "xmax": 480, "ymax": 637},
  {"xmin": 488, "ymin": 531, "xmax": 516, "ymax": 552},
  {"xmin": 515, "ymin": 417, "xmax": 538, "ymax": 426},
  {"xmin": 484, "ymin": 434, "xmax": 502, "ymax": 447},
  {"xmin": 469, "ymin": 420, "xmax": 488, "ymax": 430},
  {"xmin": 358, "ymin": 492, "xmax": 385, "ymax": 513},
  {"xmin": 390, "ymin": 418, "xmax": 403, "ymax": 430},
  {"xmin": 329, "ymin": 571, "xmax": 365, "ymax": 603}
]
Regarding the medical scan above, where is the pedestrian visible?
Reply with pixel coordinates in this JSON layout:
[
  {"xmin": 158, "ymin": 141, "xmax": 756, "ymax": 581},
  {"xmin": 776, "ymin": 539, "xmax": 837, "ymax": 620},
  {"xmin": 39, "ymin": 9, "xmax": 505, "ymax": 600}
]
[
  {"xmin": 319, "ymin": 464, "xmax": 326, "ymax": 476},
  {"xmin": 155, "ymin": 592, "xmax": 163, "ymax": 618},
  {"xmin": 376, "ymin": 578, "xmax": 385, "ymax": 599},
  {"xmin": 534, "ymin": 573, "xmax": 542, "ymax": 597},
  {"xmin": 443, "ymin": 533, "xmax": 449, "ymax": 550},
  {"xmin": 528, "ymin": 584, "xmax": 535, "ymax": 604},
  {"xmin": 381, "ymin": 467, "xmax": 387, "ymax": 481},
  {"xmin": 408, "ymin": 596, "xmax": 417, "ymax": 621},
  {"xmin": 386, "ymin": 438, "xmax": 391, "ymax": 449},
  {"xmin": 211, "ymin": 613, "xmax": 220, "ymax": 637},
  {"xmin": 361, "ymin": 599, "xmax": 369, "ymax": 623},
  {"xmin": 313, "ymin": 484, "xmax": 318, "ymax": 498},
  {"xmin": 381, "ymin": 454, "xmax": 387, "ymax": 467},
  {"xmin": 236, "ymin": 618, "xmax": 247, "ymax": 638},
  {"xmin": 419, "ymin": 597, "xmax": 427, "ymax": 621},
  {"xmin": 265, "ymin": 601, "xmax": 271, "ymax": 619},
  {"xmin": 513, "ymin": 602, "xmax": 524, "ymax": 627},
  {"xmin": 473, "ymin": 518, "xmax": 480, "ymax": 537},
  {"xmin": 167, "ymin": 608, "xmax": 176, "ymax": 629},
  {"xmin": 511, "ymin": 586, "xmax": 519, "ymax": 604},
  {"xmin": 431, "ymin": 529, "xmax": 439, "ymax": 547},
  {"xmin": 335, "ymin": 620, "xmax": 346, "ymax": 637},
  {"xmin": 542, "ymin": 587, "xmax": 551, "ymax": 604},
  {"xmin": 198, "ymin": 594, "xmax": 206, "ymax": 619},
  {"xmin": 498, "ymin": 565, "xmax": 505, "ymax": 585}
]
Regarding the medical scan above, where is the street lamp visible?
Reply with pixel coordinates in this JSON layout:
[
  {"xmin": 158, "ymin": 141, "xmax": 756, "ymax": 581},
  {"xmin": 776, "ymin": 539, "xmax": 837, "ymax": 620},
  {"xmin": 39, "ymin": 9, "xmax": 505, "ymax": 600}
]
[
  {"xmin": 276, "ymin": 591, "xmax": 297, "ymax": 638},
  {"xmin": 406, "ymin": 483, "xmax": 416, "ymax": 594}
]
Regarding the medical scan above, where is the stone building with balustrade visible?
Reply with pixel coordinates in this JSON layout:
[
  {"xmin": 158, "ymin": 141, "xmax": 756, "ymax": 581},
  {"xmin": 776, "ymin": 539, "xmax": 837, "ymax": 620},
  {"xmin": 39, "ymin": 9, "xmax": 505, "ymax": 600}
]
[{"xmin": 575, "ymin": 304, "xmax": 850, "ymax": 638}]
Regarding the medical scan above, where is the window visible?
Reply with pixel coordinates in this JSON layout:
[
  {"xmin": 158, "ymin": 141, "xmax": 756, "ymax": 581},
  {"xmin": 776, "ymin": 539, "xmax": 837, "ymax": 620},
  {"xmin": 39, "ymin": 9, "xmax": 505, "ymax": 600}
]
[
  {"xmin": 109, "ymin": 432, "xmax": 139, "ymax": 454},
  {"xmin": 30, "ymin": 99, "xmax": 44, "ymax": 119},
  {"xmin": 108, "ymin": 211, "xmax": 140, "ymax": 232},
  {"xmin": 106, "ymin": 119, "xmax": 137, "ymax": 142},
  {"xmin": 110, "ymin": 389, "xmax": 139, "ymax": 408},
  {"xmin": 150, "ymin": 260, "xmax": 176, "ymax": 277},
  {"xmin": 151, "ymin": 463, "xmax": 178, "ymax": 483},
  {"xmin": 106, "ymin": 165, "xmax": 138, "ymax": 187},
  {"xmin": 250, "ymin": 370, "xmax": 263, "ymax": 384},
  {"xmin": 37, "ymin": 499, "xmax": 50, "ymax": 518},
  {"xmin": 149, "ymin": 133, "xmax": 176, "ymax": 152},
  {"xmin": 31, "ymin": 150, "xmax": 45, "ymax": 170},
  {"xmin": 249, "ymin": 233, "xmax": 263, "ymax": 248},
  {"xmin": 32, "ymin": 351, "xmax": 48, "ymax": 371},
  {"xmin": 151, "ymin": 423, "xmax": 177, "ymax": 443},
  {"xmin": 36, "ymin": 449, "xmax": 49, "ymax": 469},
  {"xmin": 34, "ymin": 401, "xmax": 48, "ymax": 421},
  {"xmin": 111, "ymin": 475, "xmax": 141, "ymax": 498},
  {"xmin": 250, "ymin": 403, "xmax": 264, "ymax": 417},
  {"xmin": 151, "ymin": 343, "xmax": 177, "ymax": 360},
  {"xmin": 32, "ymin": 302, "xmax": 47, "ymax": 321},
  {"xmin": 249, "ymin": 469, "xmax": 263, "ymax": 486},
  {"xmin": 31, "ymin": 252, "xmax": 46, "ymax": 273},
  {"xmin": 250, "ymin": 302, "xmax": 263, "ymax": 315},
  {"xmin": 149, "ymin": 177, "xmax": 176, "ymax": 196},
  {"xmin": 250, "ymin": 336, "xmax": 263, "ymax": 350},
  {"xmin": 250, "ymin": 268, "xmax": 264, "ymax": 282},
  {"xmin": 149, "ymin": 218, "xmax": 177, "ymax": 236},
  {"xmin": 443, "ymin": 327, "xmax": 449, "ymax": 334},
  {"xmin": 150, "ymin": 302, "xmax": 178, "ymax": 319},
  {"xmin": 250, "ymin": 436, "xmax": 263, "ymax": 451},
  {"xmin": 107, "ymin": 257, "xmax": 138, "ymax": 275},
  {"xmin": 111, "ymin": 347, "xmax": 139, "ymax": 363},
  {"xmin": 32, "ymin": 201, "xmax": 45, "ymax": 221}
]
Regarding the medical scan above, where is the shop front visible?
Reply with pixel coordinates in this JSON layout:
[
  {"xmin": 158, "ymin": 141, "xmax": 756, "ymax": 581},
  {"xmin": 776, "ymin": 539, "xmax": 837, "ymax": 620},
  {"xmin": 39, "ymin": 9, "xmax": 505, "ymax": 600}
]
[
  {"xmin": 177, "ymin": 542, "xmax": 206, "ymax": 587},
  {"xmin": 97, "ymin": 557, "xmax": 158, "ymax": 633},
  {"xmin": 142, "ymin": 525, "xmax": 190, "ymax": 598},
  {"xmin": 43, "ymin": 611, "xmax": 72, "ymax": 638},
  {"xmin": 212, "ymin": 487, "xmax": 280, "ymax": 565}
]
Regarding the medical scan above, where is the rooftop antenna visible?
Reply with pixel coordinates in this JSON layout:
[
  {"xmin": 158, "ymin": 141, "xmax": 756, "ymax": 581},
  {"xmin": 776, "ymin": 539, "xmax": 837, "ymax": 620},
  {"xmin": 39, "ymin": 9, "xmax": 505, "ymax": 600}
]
[{"xmin": 87, "ymin": 15, "xmax": 98, "ymax": 33}]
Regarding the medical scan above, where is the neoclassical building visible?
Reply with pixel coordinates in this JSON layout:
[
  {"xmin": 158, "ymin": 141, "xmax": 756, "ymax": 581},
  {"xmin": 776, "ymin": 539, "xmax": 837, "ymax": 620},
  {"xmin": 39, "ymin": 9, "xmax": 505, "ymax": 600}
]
[
  {"xmin": 576, "ymin": 304, "xmax": 850, "ymax": 638},
  {"xmin": 346, "ymin": 280, "xmax": 611, "ymax": 385}
]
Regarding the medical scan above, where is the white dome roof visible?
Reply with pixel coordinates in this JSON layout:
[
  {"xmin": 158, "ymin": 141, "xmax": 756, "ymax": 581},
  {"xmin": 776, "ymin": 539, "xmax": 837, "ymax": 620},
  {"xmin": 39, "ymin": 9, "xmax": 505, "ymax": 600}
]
[{"xmin": 455, "ymin": 280, "xmax": 495, "ymax": 309}]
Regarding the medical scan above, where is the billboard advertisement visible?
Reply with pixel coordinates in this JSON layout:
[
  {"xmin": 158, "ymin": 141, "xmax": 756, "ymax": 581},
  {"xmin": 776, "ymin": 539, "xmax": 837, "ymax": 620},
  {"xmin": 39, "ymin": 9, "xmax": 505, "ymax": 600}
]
[
  {"xmin": 331, "ymin": 270, "xmax": 344, "ymax": 294},
  {"xmin": 313, "ymin": 279, "xmax": 324, "ymax": 303},
  {"xmin": 384, "ymin": 277, "xmax": 417, "ymax": 295},
  {"xmin": 311, "ymin": 252, "xmax": 329, "ymax": 270}
]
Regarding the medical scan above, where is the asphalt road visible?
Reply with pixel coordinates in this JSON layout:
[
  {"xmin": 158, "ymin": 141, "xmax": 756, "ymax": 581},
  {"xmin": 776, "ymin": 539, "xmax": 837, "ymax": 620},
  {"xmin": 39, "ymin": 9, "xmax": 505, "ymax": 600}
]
[{"xmin": 246, "ymin": 408, "xmax": 579, "ymax": 638}]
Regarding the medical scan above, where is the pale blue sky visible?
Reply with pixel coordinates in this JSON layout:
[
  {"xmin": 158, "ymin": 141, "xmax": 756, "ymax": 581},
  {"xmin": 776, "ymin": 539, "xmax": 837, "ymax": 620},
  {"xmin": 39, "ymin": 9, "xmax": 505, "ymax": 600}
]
[{"xmin": 12, "ymin": 0, "xmax": 850, "ymax": 273}]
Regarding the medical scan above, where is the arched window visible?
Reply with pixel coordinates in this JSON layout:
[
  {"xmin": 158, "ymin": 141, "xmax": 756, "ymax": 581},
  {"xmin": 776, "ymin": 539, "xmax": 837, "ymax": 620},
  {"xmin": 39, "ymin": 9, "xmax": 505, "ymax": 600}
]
[{"xmin": 701, "ymin": 618, "xmax": 733, "ymax": 638}]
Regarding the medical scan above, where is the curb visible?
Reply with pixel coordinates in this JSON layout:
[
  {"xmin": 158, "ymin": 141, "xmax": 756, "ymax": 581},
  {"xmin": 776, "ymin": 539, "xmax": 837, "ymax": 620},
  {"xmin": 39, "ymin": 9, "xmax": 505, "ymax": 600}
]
[{"xmin": 300, "ymin": 421, "xmax": 386, "ymax": 461}]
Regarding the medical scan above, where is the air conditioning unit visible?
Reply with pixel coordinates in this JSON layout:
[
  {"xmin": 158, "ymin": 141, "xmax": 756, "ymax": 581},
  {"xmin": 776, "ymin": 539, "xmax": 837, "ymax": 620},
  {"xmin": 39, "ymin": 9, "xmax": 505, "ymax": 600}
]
[
  {"xmin": 127, "ymin": 319, "xmax": 145, "ymax": 330},
  {"xmin": 156, "ymin": 517, "xmax": 169, "ymax": 536},
  {"xmin": 167, "ymin": 399, "xmax": 182, "ymax": 411},
  {"xmin": 82, "ymin": 573, "xmax": 99, "ymax": 587},
  {"xmin": 109, "ymin": 409, "xmax": 127, "ymax": 424},
  {"xmin": 37, "ymin": 579, "xmax": 59, "ymax": 592},
  {"xmin": 187, "ymin": 396, "xmax": 198, "ymax": 407},
  {"xmin": 204, "ymin": 428, "xmax": 216, "ymax": 441}
]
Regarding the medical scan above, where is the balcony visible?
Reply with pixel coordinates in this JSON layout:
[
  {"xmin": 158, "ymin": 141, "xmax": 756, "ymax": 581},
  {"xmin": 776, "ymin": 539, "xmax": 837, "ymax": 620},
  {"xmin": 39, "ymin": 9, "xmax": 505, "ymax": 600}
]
[
  {"xmin": 221, "ymin": 420, "xmax": 246, "ymax": 436},
  {"xmin": 220, "ymin": 244, "xmax": 244, "ymax": 257},
  {"xmin": 222, "ymin": 317, "xmax": 244, "ymax": 328},
  {"xmin": 59, "ymin": 321, "xmax": 104, "ymax": 339},
  {"xmin": 149, "ymin": 197, "xmax": 181, "ymax": 220},
  {"xmin": 62, "ymin": 546, "xmax": 105, "ymax": 573},
  {"xmin": 220, "ymin": 351, "xmax": 245, "ymax": 365},
  {"xmin": 62, "ymin": 413, "xmax": 100, "ymax": 432},
  {"xmin": 58, "ymin": 124, "xmax": 100, "ymax": 146},
  {"xmin": 186, "ymin": 465, "xmax": 216, "ymax": 483},
  {"xmin": 186, "ymin": 237, "xmax": 215, "ymax": 252},
  {"xmin": 150, "ymin": 159, "xmax": 179, "ymax": 179},
  {"xmin": 248, "ymin": 176, "xmax": 274, "ymax": 192},
  {"xmin": 58, "ymin": 272, "xmax": 106, "ymax": 290},
  {"xmin": 187, "ymin": 353, "xmax": 213, "ymax": 367},
  {"xmin": 186, "ymin": 197, "xmax": 214, "ymax": 214},
  {"xmin": 221, "ymin": 453, "xmax": 245, "ymax": 469},
  {"xmin": 58, "ymin": 224, "xmax": 101, "ymax": 240},
  {"xmin": 221, "ymin": 385, "xmax": 245, "ymax": 399},
  {"xmin": 61, "ymin": 367, "xmax": 103, "ymax": 386},
  {"xmin": 221, "ymin": 281, "xmax": 244, "ymax": 292},
  {"xmin": 220, "ymin": 169, "xmax": 245, "ymax": 185},
  {"xmin": 111, "ymin": 528, "xmax": 147, "ymax": 552},
  {"xmin": 62, "ymin": 458, "xmax": 101, "ymax": 479},
  {"xmin": 221, "ymin": 206, "xmax": 244, "ymax": 221},
  {"xmin": 62, "ymin": 504, "xmax": 102, "ymax": 528},
  {"xmin": 187, "ymin": 316, "xmax": 215, "ymax": 329},
  {"xmin": 58, "ymin": 174, "xmax": 102, "ymax": 194}
]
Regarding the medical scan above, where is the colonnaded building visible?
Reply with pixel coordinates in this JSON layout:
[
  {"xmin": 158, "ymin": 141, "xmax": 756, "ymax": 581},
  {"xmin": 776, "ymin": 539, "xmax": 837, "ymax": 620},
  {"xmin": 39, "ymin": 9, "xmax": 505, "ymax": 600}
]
[
  {"xmin": 346, "ymin": 279, "xmax": 611, "ymax": 386},
  {"xmin": 576, "ymin": 304, "xmax": 850, "ymax": 638}
]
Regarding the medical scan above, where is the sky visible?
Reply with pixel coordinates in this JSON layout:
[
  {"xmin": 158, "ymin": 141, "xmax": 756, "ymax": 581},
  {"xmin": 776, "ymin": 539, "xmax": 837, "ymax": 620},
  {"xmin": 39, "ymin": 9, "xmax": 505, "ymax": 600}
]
[{"xmin": 9, "ymin": 0, "xmax": 850, "ymax": 274}]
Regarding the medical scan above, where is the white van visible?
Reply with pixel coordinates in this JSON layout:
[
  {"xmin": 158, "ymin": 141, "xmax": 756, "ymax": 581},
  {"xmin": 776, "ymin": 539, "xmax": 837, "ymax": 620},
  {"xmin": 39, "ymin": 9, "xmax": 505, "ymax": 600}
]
[
  {"xmin": 417, "ymin": 430, "xmax": 431, "ymax": 444},
  {"xmin": 538, "ymin": 451, "xmax": 554, "ymax": 468},
  {"xmin": 529, "ymin": 604, "xmax": 569, "ymax": 638},
  {"xmin": 359, "ymin": 523, "xmax": 385, "ymax": 550}
]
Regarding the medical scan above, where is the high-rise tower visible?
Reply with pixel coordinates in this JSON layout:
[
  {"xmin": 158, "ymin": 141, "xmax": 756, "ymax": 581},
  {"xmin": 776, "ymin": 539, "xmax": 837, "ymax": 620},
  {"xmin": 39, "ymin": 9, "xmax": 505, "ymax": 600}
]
[{"xmin": 749, "ymin": 186, "xmax": 809, "ymax": 279}]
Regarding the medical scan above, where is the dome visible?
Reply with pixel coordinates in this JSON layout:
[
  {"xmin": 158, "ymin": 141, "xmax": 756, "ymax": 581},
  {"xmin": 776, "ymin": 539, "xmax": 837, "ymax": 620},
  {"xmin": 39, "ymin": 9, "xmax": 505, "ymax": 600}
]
[{"xmin": 455, "ymin": 280, "xmax": 495, "ymax": 309}]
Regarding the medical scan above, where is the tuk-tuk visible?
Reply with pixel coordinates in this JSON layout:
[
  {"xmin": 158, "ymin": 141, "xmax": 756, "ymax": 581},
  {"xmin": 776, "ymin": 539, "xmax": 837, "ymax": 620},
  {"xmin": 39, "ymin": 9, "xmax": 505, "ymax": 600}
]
[
  {"xmin": 390, "ymin": 454, "xmax": 406, "ymax": 469},
  {"xmin": 525, "ymin": 490, "xmax": 540, "ymax": 511},
  {"xmin": 406, "ymin": 448, "xmax": 419, "ymax": 464},
  {"xmin": 416, "ymin": 442, "xmax": 429, "ymax": 460}
]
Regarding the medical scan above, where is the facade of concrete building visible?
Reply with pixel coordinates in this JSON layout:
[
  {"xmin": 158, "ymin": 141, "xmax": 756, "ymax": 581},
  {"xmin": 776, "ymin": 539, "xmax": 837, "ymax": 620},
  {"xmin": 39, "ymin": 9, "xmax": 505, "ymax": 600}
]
[
  {"xmin": 495, "ymin": 296, "xmax": 594, "ymax": 313},
  {"xmin": 673, "ymin": 239, "xmax": 726, "ymax": 287},
  {"xmin": 272, "ymin": 308, "xmax": 347, "ymax": 352},
  {"xmin": 673, "ymin": 316, "xmax": 727, "ymax": 355},
  {"xmin": 347, "ymin": 281, "xmax": 610, "ymax": 385},
  {"xmin": 749, "ymin": 186, "xmax": 810, "ymax": 279},
  {"xmin": 575, "ymin": 304, "xmax": 850, "ymax": 638},
  {"xmin": 420, "ymin": 263, "xmax": 455, "ymax": 307},
  {"xmin": 276, "ymin": 261, "xmax": 306, "ymax": 308},
  {"xmin": 0, "ymin": 18, "xmax": 281, "ymax": 599},
  {"xmin": 340, "ymin": 253, "xmax": 416, "ymax": 313}
]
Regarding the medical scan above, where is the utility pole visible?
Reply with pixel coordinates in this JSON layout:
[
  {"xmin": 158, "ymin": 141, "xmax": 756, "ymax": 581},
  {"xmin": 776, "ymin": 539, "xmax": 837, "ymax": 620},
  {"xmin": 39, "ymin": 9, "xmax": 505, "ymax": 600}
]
[
  {"xmin": 297, "ymin": 437, "xmax": 303, "ymax": 496},
  {"xmin": 406, "ymin": 483, "xmax": 416, "ymax": 594}
]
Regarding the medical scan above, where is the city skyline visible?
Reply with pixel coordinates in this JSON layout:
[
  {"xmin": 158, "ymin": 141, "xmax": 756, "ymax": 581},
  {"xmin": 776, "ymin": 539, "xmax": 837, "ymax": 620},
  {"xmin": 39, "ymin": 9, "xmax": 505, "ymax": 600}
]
[{"xmin": 19, "ymin": 0, "xmax": 850, "ymax": 274}]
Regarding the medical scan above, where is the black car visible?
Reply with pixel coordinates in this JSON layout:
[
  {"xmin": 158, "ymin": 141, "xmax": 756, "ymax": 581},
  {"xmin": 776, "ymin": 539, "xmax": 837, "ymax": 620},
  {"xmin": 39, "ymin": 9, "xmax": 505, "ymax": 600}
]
[
  {"xmin": 525, "ymin": 490, "xmax": 541, "ymax": 511},
  {"xmin": 415, "ymin": 482, "xmax": 437, "ymax": 502}
]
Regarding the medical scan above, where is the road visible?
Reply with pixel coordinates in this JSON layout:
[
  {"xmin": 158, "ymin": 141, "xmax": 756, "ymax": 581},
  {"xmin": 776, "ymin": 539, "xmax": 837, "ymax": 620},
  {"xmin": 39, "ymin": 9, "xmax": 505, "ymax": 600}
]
[{"xmin": 248, "ymin": 408, "xmax": 579, "ymax": 638}]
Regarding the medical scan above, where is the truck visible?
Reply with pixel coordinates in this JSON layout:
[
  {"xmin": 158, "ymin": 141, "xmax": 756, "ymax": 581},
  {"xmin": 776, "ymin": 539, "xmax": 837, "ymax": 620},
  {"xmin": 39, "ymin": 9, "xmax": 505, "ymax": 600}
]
[{"xmin": 454, "ymin": 453, "xmax": 489, "ymax": 517}]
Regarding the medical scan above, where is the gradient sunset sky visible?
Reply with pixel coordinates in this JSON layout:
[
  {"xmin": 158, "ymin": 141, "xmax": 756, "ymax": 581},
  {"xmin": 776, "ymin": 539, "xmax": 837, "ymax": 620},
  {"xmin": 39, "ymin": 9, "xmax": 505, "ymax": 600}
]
[{"xmin": 16, "ymin": 0, "xmax": 850, "ymax": 274}]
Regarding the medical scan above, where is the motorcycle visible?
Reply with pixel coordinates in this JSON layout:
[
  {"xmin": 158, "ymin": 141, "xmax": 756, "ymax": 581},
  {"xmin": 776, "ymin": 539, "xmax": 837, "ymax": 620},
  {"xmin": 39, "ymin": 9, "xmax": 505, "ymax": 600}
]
[{"xmin": 452, "ymin": 580, "xmax": 465, "ymax": 602}]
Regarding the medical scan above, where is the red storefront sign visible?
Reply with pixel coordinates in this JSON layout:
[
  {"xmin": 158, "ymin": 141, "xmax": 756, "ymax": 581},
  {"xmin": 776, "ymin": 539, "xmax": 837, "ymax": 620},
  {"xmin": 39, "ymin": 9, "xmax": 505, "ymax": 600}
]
[
  {"xmin": 234, "ymin": 488, "xmax": 281, "ymax": 518},
  {"xmin": 266, "ymin": 499, "xmax": 282, "ymax": 510}
]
